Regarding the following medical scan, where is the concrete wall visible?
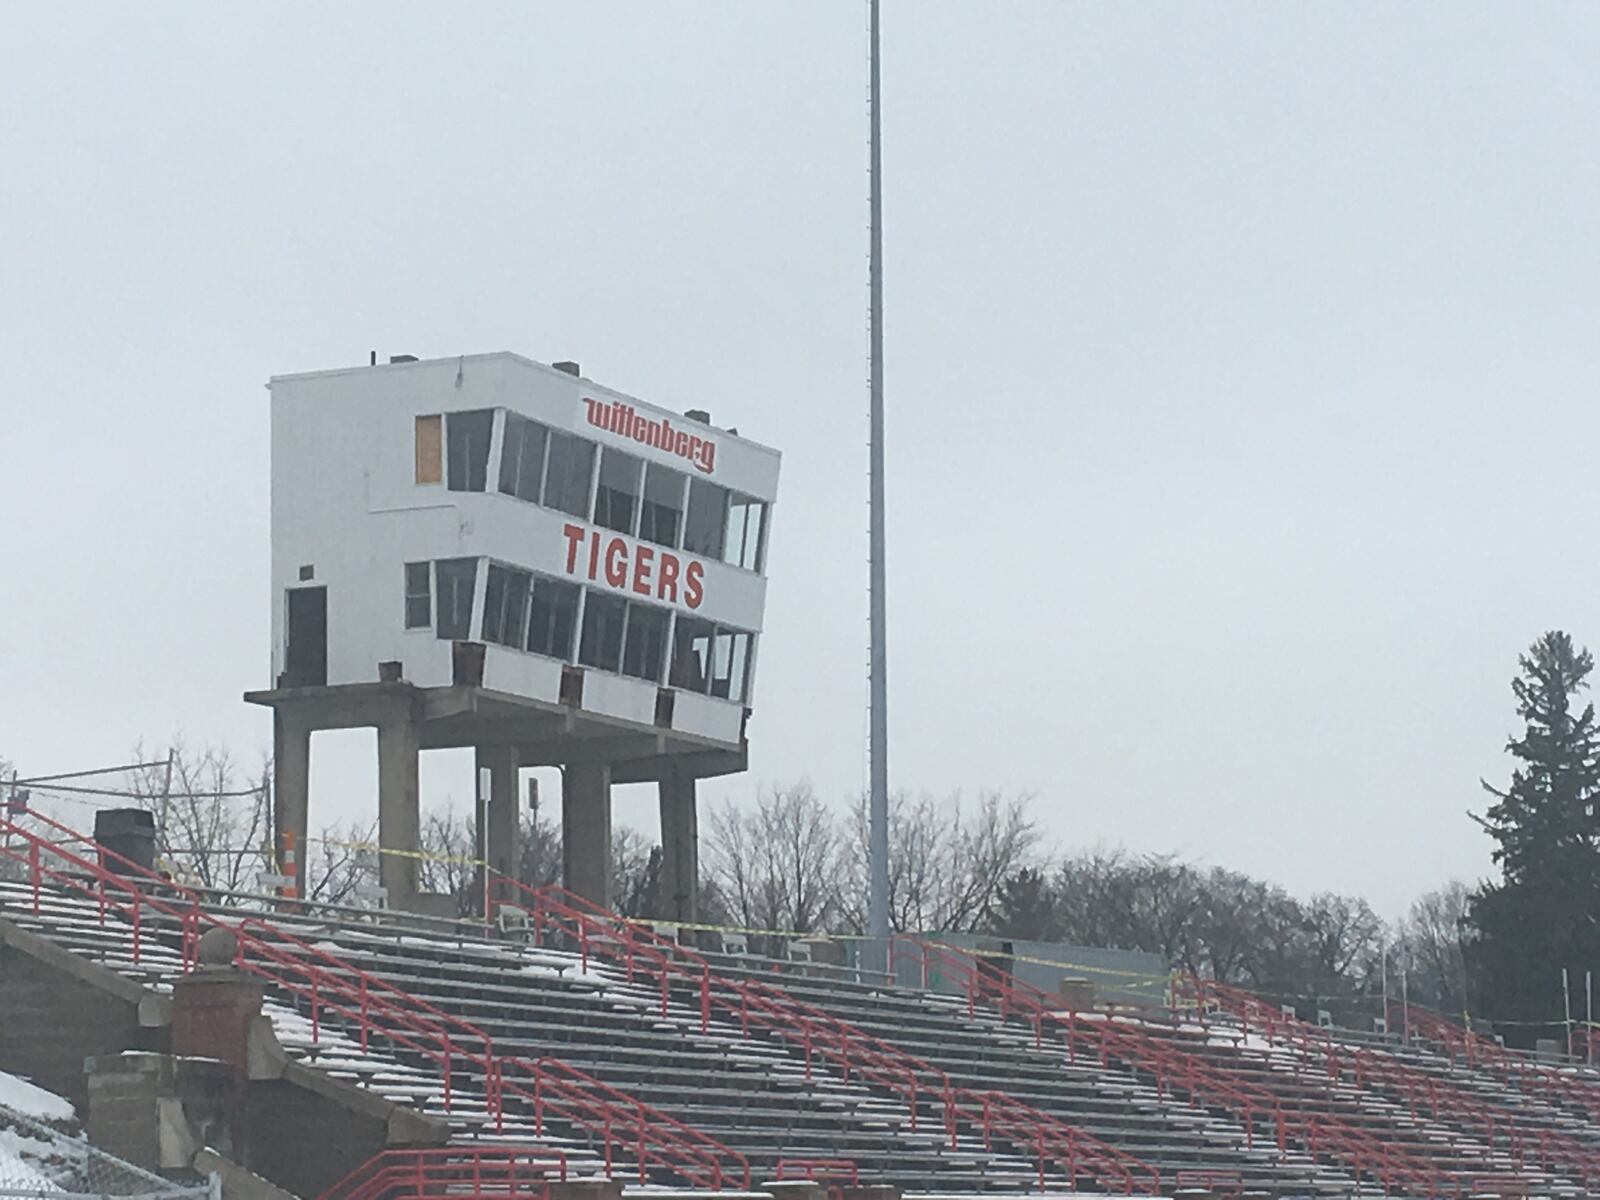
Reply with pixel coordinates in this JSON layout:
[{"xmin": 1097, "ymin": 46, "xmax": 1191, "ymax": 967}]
[
  {"xmin": 237, "ymin": 1077, "xmax": 394, "ymax": 1197},
  {"xmin": 0, "ymin": 921, "xmax": 165, "ymax": 1112},
  {"xmin": 267, "ymin": 353, "xmax": 781, "ymax": 739}
]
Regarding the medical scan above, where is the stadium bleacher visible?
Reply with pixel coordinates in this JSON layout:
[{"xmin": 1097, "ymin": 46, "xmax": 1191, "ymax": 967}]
[{"xmin": 3, "ymin": 809, "xmax": 1598, "ymax": 1198}]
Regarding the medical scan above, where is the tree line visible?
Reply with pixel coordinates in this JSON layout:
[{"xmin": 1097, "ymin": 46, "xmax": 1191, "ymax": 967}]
[
  {"xmin": 9, "ymin": 627, "xmax": 1585, "ymax": 1037},
  {"xmin": 61, "ymin": 746, "xmax": 1462, "ymax": 1018}
]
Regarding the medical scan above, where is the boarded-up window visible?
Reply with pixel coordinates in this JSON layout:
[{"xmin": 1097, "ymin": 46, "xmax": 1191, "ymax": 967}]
[{"xmin": 415, "ymin": 415, "xmax": 443, "ymax": 484}]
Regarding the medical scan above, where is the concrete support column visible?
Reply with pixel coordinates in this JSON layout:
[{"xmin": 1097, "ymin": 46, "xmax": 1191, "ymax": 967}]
[
  {"xmin": 377, "ymin": 716, "xmax": 421, "ymax": 910},
  {"xmin": 272, "ymin": 709, "xmax": 311, "ymax": 893},
  {"xmin": 475, "ymin": 744, "xmax": 521, "ymax": 900},
  {"xmin": 657, "ymin": 767, "xmax": 699, "ymax": 923},
  {"xmin": 562, "ymin": 764, "xmax": 612, "ymax": 909}
]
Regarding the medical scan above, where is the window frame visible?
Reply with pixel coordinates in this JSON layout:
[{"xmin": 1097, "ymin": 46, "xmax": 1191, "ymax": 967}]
[
  {"xmin": 403, "ymin": 561, "xmax": 432, "ymax": 630},
  {"xmin": 526, "ymin": 574, "xmax": 581, "ymax": 662}
]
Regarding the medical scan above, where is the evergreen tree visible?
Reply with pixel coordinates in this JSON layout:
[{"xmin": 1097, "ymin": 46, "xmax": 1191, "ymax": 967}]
[
  {"xmin": 1466, "ymin": 631, "xmax": 1600, "ymax": 1036},
  {"xmin": 990, "ymin": 866, "xmax": 1058, "ymax": 941}
]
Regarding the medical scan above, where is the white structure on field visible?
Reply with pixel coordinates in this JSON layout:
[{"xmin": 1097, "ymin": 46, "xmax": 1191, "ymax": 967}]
[{"xmin": 248, "ymin": 353, "xmax": 781, "ymax": 917}]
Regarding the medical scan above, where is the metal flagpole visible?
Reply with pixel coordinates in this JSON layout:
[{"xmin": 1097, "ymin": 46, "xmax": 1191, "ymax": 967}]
[
  {"xmin": 866, "ymin": 0, "xmax": 890, "ymax": 970},
  {"xmin": 1563, "ymin": 967, "xmax": 1574, "ymax": 1059},
  {"xmin": 1380, "ymin": 941, "xmax": 1389, "ymax": 1036}
]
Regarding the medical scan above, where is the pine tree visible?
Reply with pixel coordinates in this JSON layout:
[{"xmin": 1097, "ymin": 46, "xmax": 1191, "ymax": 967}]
[
  {"xmin": 990, "ymin": 866, "xmax": 1058, "ymax": 941},
  {"xmin": 1466, "ymin": 631, "xmax": 1600, "ymax": 1036}
]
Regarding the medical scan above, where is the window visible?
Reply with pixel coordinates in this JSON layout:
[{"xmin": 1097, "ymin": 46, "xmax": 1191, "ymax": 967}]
[
  {"xmin": 526, "ymin": 576, "xmax": 580, "ymax": 660},
  {"xmin": 497, "ymin": 413, "xmax": 548, "ymax": 502},
  {"xmin": 710, "ymin": 629, "xmax": 753, "ymax": 703},
  {"xmin": 639, "ymin": 463, "xmax": 685, "ymax": 548},
  {"xmin": 578, "ymin": 591, "xmax": 626, "ymax": 672},
  {"xmin": 434, "ymin": 558, "xmax": 478, "ymax": 640},
  {"xmin": 683, "ymin": 479, "xmax": 727, "ymax": 558},
  {"xmin": 414, "ymin": 415, "xmax": 442, "ymax": 485},
  {"xmin": 543, "ymin": 431, "xmax": 596, "ymax": 517},
  {"xmin": 404, "ymin": 562, "xmax": 431, "ymax": 629},
  {"xmin": 594, "ymin": 447, "xmax": 642, "ymax": 534},
  {"xmin": 669, "ymin": 617, "xmax": 714, "ymax": 692},
  {"xmin": 446, "ymin": 410, "xmax": 494, "ymax": 492},
  {"xmin": 481, "ymin": 563, "xmax": 531, "ymax": 647},
  {"xmin": 724, "ymin": 495, "xmax": 767, "ymax": 572},
  {"xmin": 622, "ymin": 603, "xmax": 671, "ymax": 682}
]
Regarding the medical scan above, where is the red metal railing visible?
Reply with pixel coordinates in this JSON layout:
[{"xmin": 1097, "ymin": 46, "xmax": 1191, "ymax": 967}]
[
  {"xmin": 318, "ymin": 1147, "xmax": 569, "ymax": 1200},
  {"xmin": 903, "ymin": 938, "xmax": 1470, "ymax": 1199},
  {"xmin": 773, "ymin": 1159, "xmax": 859, "ymax": 1184},
  {"xmin": 1401, "ymin": 1003, "xmax": 1600, "ymax": 1126},
  {"xmin": 1173, "ymin": 1168, "xmax": 1244, "ymax": 1198},
  {"xmin": 0, "ymin": 812, "xmax": 748, "ymax": 1191},
  {"xmin": 1176, "ymin": 976, "xmax": 1600, "ymax": 1190},
  {"xmin": 495, "ymin": 880, "xmax": 1161, "ymax": 1196}
]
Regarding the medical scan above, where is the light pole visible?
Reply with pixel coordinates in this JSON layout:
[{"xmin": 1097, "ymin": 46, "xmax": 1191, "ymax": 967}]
[{"xmin": 867, "ymin": 0, "xmax": 891, "ymax": 972}]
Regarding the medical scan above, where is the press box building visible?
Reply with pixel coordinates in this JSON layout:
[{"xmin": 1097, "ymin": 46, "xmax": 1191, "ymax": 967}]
[{"xmin": 246, "ymin": 352, "xmax": 781, "ymax": 916}]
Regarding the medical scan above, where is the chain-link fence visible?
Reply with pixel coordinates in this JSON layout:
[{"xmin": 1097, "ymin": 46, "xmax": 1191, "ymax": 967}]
[{"xmin": 0, "ymin": 1102, "xmax": 214, "ymax": 1200}]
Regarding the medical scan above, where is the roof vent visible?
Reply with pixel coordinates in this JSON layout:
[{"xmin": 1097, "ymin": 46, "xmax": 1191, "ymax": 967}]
[
  {"xmin": 552, "ymin": 361, "xmax": 581, "ymax": 377},
  {"xmin": 389, "ymin": 354, "xmax": 418, "ymax": 364},
  {"xmin": 685, "ymin": 409, "xmax": 711, "ymax": 424}
]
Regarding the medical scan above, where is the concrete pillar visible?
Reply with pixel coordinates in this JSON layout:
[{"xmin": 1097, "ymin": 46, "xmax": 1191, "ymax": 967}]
[
  {"xmin": 562, "ymin": 764, "xmax": 612, "ymax": 909},
  {"xmin": 272, "ymin": 708, "xmax": 311, "ymax": 893},
  {"xmin": 475, "ymin": 744, "xmax": 521, "ymax": 902},
  {"xmin": 377, "ymin": 716, "xmax": 421, "ymax": 909},
  {"xmin": 658, "ymin": 766, "xmax": 699, "ymax": 923}
]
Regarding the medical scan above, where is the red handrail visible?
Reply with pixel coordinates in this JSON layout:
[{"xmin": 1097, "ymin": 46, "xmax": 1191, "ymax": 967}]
[
  {"xmin": 1177, "ymin": 975, "xmax": 1600, "ymax": 1189},
  {"xmin": 0, "ymin": 812, "xmax": 749, "ymax": 1191},
  {"xmin": 318, "ymin": 1147, "xmax": 569, "ymax": 1200},
  {"xmin": 496, "ymin": 880, "xmax": 1162, "ymax": 1196},
  {"xmin": 1403, "ymin": 1003, "xmax": 1600, "ymax": 1125},
  {"xmin": 772, "ymin": 1159, "xmax": 859, "ymax": 1184},
  {"xmin": 910, "ymin": 938, "xmax": 1471, "ymax": 1199}
]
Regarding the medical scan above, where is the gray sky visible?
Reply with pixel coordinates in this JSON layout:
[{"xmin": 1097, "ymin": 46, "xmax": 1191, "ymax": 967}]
[{"xmin": 5, "ymin": 2, "xmax": 1598, "ymax": 918}]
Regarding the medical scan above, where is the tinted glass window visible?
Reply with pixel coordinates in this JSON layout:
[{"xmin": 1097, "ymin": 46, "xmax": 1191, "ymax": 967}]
[
  {"xmin": 622, "ymin": 603, "xmax": 671, "ymax": 682},
  {"xmin": 710, "ymin": 629, "xmax": 752, "ymax": 703},
  {"xmin": 725, "ymin": 495, "xmax": 766, "ymax": 571},
  {"xmin": 481, "ymin": 563, "xmax": 531, "ymax": 647},
  {"xmin": 497, "ymin": 413, "xmax": 548, "ymax": 503},
  {"xmin": 434, "ymin": 558, "xmax": 478, "ymax": 640},
  {"xmin": 578, "ymin": 591, "xmax": 626, "ymax": 672},
  {"xmin": 594, "ymin": 447, "xmax": 641, "ymax": 534},
  {"xmin": 683, "ymin": 480, "xmax": 727, "ymax": 559},
  {"xmin": 404, "ymin": 562, "xmax": 431, "ymax": 629},
  {"xmin": 639, "ymin": 463, "xmax": 685, "ymax": 548},
  {"xmin": 669, "ymin": 616, "xmax": 715, "ymax": 692},
  {"xmin": 543, "ymin": 431, "xmax": 596, "ymax": 518},
  {"xmin": 527, "ymin": 577, "xmax": 580, "ymax": 660},
  {"xmin": 446, "ymin": 410, "xmax": 493, "ymax": 492}
]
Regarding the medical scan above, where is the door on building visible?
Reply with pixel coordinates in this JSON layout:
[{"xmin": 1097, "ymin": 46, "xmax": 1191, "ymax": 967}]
[{"xmin": 285, "ymin": 586, "xmax": 327, "ymax": 687}]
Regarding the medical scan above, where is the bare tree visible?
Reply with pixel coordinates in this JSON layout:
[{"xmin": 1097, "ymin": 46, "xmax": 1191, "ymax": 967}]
[
  {"xmin": 418, "ymin": 803, "xmax": 479, "ymax": 915},
  {"xmin": 705, "ymin": 783, "xmax": 841, "ymax": 946},
  {"xmin": 304, "ymin": 820, "xmax": 379, "ymax": 906},
  {"xmin": 1300, "ymin": 892, "xmax": 1385, "ymax": 998},
  {"xmin": 1397, "ymin": 881, "xmax": 1472, "ymax": 1013},
  {"xmin": 128, "ymin": 741, "xmax": 270, "ymax": 893},
  {"xmin": 842, "ymin": 789, "xmax": 1040, "ymax": 933},
  {"xmin": 611, "ymin": 827, "xmax": 660, "ymax": 918}
]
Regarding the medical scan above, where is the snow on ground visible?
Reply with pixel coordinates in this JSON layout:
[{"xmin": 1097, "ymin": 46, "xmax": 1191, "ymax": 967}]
[
  {"xmin": 0, "ymin": 1069, "xmax": 78, "ymax": 1191},
  {"xmin": 0, "ymin": 1073, "xmax": 74, "ymax": 1124}
]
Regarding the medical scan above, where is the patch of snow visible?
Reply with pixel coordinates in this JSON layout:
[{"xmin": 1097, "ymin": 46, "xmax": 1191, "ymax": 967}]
[{"xmin": 0, "ymin": 1073, "xmax": 73, "ymax": 1123}]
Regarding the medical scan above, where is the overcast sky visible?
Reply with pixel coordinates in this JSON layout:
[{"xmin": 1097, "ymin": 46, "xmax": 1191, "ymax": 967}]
[{"xmin": 5, "ymin": 2, "xmax": 1599, "ymax": 918}]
